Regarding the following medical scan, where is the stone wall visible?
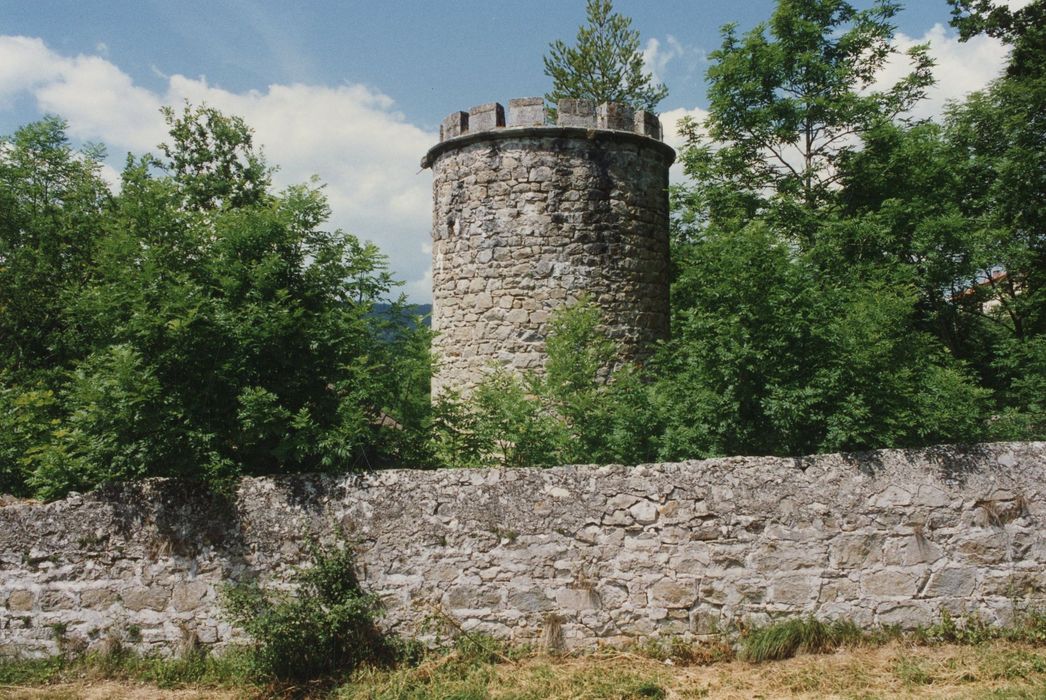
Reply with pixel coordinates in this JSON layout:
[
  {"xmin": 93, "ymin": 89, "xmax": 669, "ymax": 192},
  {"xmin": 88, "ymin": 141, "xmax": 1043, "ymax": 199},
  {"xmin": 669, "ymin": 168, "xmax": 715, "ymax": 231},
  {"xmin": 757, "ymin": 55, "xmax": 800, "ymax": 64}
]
[
  {"xmin": 423, "ymin": 98, "xmax": 675, "ymax": 396},
  {"xmin": 2, "ymin": 442, "xmax": 1044, "ymax": 658}
]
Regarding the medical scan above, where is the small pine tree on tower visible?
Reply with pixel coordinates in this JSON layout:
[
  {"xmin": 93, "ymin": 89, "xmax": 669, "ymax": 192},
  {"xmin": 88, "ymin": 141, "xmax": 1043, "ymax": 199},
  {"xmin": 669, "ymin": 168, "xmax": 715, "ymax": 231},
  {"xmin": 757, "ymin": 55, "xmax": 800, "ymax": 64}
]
[{"xmin": 544, "ymin": 0, "xmax": 668, "ymax": 113}]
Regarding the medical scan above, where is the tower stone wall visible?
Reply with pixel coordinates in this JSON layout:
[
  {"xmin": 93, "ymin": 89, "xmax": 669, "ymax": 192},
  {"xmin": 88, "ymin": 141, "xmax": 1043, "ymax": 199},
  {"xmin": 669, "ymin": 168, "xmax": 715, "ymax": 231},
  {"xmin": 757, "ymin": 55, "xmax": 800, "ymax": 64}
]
[{"xmin": 422, "ymin": 98, "xmax": 675, "ymax": 396}]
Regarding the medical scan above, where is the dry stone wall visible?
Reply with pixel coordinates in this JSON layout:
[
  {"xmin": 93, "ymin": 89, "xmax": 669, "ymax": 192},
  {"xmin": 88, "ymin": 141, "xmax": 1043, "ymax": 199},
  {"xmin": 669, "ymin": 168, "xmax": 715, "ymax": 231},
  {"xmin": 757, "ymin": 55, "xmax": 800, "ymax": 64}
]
[
  {"xmin": 423, "ymin": 98, "xmax": 675, "ymax": 396},
  {"xmin": 2, "ymin": 442, "xmax": 1045, "ymax": 658}
]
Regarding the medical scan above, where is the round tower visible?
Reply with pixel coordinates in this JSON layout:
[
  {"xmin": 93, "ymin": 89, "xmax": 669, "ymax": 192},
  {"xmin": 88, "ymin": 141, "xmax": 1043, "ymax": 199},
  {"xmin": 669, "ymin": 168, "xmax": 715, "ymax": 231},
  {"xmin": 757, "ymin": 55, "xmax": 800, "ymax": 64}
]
[{"xmin": 421, "ymin": 97, "xmax": 675, "ymax": 396}]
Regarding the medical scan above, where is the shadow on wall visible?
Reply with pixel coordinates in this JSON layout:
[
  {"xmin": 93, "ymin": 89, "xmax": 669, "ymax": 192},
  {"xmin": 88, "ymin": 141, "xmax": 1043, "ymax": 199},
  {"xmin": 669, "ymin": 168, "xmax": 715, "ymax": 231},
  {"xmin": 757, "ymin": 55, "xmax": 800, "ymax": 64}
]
[{"xmin": 796, "ymin": 443, "xmax": 1000, "ymax": 481}]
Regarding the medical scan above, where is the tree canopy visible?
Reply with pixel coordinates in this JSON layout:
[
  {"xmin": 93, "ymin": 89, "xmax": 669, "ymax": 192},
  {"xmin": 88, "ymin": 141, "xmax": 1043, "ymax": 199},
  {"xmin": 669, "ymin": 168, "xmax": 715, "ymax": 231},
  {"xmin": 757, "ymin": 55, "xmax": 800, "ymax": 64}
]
[
  {"xmin": 543, "ymin": 0, "xmax": 668, "ymax": 112},
  {"xmin": 0, "ymin": 109, "xmax": 428, "ymax": 498},
  {"xmin": 677, "ymin": 0, "xmax": 934, "ymax": 243}
]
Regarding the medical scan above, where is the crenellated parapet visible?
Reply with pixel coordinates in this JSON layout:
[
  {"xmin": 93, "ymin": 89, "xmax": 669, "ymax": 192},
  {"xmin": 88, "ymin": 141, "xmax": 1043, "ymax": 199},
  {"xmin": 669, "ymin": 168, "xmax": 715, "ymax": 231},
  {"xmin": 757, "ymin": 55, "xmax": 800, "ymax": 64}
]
[{"xmin": 436, "ymin": 97, "xmax": 663, "ymax": 144}]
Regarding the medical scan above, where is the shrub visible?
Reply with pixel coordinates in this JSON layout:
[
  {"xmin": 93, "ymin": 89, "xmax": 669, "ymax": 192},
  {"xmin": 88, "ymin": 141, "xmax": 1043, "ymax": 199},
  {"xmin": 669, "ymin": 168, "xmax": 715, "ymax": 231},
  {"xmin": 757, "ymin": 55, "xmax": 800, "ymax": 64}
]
[
  {"xmin": 221, "ymin": 538, "xmax": 389, "ymax": 681},
  {"xmin": 432, "ymin": 297, "xmax": 662, "ymax": 469}
]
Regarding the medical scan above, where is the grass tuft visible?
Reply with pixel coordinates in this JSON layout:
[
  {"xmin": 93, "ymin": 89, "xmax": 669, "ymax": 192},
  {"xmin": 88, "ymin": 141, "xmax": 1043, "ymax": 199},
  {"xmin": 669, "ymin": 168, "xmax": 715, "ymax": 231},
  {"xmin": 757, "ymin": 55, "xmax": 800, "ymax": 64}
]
[{"xmin": 740, "ymin": 617, "xmax": 866, "ymax": 662}]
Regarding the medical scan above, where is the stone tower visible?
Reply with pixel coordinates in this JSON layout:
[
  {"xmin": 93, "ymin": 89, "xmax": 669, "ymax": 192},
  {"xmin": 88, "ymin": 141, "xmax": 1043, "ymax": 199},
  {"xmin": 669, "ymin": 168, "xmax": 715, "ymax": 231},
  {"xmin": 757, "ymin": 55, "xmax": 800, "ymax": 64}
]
[{"xmin": 422, "ymin": 98, "xmax": 675, "ymax": 396}]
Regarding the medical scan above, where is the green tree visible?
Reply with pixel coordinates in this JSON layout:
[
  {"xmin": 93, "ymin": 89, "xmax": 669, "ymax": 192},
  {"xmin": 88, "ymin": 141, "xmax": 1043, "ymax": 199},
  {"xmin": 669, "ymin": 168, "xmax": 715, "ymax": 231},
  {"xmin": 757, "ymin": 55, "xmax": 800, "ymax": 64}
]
[
  {"xmin": 0, "ymin": 117, "xmax": 110, "ymax": 385},
  {"xmin": 0, "ymin": 117, "xmax": 111, "ymax": 495},
  {"xmin": 158, "ymin": 103, "xmax": 271, "ymax": 211},
  {"xmin": 0, "ymin": 108, "xmax": 430, "ymax": 498},
  {"xmin": 829, "ymin": 0, "xmax": 1046, "ymax": 438},
  {"xmin": 677, "ymin": 0, "xmax": 933, "ymax": 242},
  {"xmin": 947, "ymin": 0, "xmax": 1045, "ymax": 76},
  {"xmin": 663, "ymin": 0, "xmax": 993, "ymax": 458},
  {"xmin": 544, "ymin": 0, "xmax": 668, "ymax": 113},
  {"xmin": 657, "ymin": 221, "xmax": 988, "ymax": 458}
]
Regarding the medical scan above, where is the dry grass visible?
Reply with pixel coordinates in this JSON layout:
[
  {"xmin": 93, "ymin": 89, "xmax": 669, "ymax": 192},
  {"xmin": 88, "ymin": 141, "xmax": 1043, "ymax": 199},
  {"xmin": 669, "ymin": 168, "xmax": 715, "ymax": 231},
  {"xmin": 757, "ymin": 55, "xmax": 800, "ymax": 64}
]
[
  {"xmin": 333, "ymin": 640, "xmax": 1046, "ymax": 700},
  {"xmin": 0, "ymin": 681, "xmax": 240, "ymax": 699},
  {"xmin": 666, "ymin": 641, "xmax": 1046, "ymax": 699},
  {"xmin": 4, "ymin": 641, "xmax": 1046, "ymax": 699}
]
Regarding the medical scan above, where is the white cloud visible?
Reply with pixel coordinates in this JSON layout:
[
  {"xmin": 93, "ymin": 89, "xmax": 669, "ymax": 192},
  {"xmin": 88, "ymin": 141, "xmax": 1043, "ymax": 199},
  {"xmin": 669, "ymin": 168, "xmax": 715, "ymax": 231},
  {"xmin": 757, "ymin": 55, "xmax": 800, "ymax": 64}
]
[
  {"xmin": 643, "ymin": 35, "xmax": 707, "ymax": 89},
  {"xmin": 642, "ymin": 36, "xmax": 684, "ymax": 85},
  {"xmin": 879, "ymin": 23, "xmax": 1009, "ymax": 121},
  {"xmin": 0, "ymin": 35, "xmax": 436, "ymax": 302},
  {"xmin": 0, "ymin": 36, "xmax": 63, "ymax": 107},
  {"xmin": 659, "ymin": 106, "xmax": 709, "ymax": 184}
]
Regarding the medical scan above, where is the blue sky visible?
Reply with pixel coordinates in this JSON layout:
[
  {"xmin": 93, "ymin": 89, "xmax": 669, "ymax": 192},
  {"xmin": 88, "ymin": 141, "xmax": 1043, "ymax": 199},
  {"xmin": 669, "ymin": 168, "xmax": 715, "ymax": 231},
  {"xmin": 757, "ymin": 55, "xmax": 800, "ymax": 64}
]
[{"xmin": 0, "ymin": 0, "xmax": 1019, "ymax": 300}]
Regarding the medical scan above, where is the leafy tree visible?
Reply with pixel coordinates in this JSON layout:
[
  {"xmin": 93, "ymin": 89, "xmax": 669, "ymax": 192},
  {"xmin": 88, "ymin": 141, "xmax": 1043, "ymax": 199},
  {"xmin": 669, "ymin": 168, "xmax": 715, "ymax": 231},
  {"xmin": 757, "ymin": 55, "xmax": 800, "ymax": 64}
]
[
  {"xmin": 657, "ymin": 221, "xmax": 988, "ymax": 458},
  {"xmin": 544, "ymin": 0, "xmax": 668, "ymax": 113},
  {"xmin": 947, "ymin": 0, "xmax": 1045, "ymax": 76},
  {"xmin": 158, "ymin": 103, "xmax": 271, "ymax": 211},
  {"xmin": 829, "ymin": 0, "xmax": 1046, "ymax": 438},
  {"xmin": 677, "ymin": 0, "xmax": 933, "ymax": 242},
  {"xmin": 0, "ymin": 108, "xmax": 428, "ymax": 498},
  {"xmin": 663, "ymin": 0, "xmax": 997, "ymax": 457},
  {"xmin": 0, "ymin": 117, "xmax": 110, "ymax": 385}
]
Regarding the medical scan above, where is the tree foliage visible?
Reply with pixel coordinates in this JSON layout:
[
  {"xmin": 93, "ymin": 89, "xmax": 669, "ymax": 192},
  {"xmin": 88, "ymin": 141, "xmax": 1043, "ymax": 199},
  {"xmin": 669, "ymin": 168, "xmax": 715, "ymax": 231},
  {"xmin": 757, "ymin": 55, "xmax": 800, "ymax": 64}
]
[
  {"xmin": 544, "ymin": 0, "xmax": 668, "ymax": 112},
  {"xmin": 221, "ymin": 539, "xmax": 389, "ymax": 681},
  {"xmin": 431, "ymin": 298, "xmax": 660, "ymax": 469},
  {"xmin": 677, "ymin": 0, "xmax": 933, "ymax": 242},
  {"xmin": 658, "ymin": 0, "xmax": 1044, "ymax": 457},
  {"xmin": 947, "ymin": 0, "xmax": 1045, "ymax": 76},
  {"xmin": 0, "ymin": 108, "xmax": 428, "ymax": 498}
]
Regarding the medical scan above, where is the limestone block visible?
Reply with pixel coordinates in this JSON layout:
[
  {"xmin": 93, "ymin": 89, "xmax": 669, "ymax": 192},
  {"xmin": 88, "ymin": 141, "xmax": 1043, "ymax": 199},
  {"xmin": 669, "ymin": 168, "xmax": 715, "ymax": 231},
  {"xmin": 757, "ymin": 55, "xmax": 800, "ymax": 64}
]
[
  {"xmin": 819, "ymin": 577, "xmax": 860, "ymax": 603},
  {"xmin": 7, "ymin": 590, "xmax": 34, "ymax": 611},
  {"xmin": 767, "ymin": 574, "xmax": 821, "ymax": 607},
  {"xmin": 121, "ymin": 587, "xmax": 171, "ymax": 612},
  {"xmin": 441, "ymin": 111, "xmax": 468, "ymax": 140},
  {"xmin": 923, "ymin": 567, "xmax": 979, "ymax": 598},
  {"xmin": 171, "ymin": 581, "xmax": 209, "ymax": 612},
  {"xmin": 629, "ymin": 500, "xmax": 658, "ymax": 525},
  {"xmin": 956, "ymin": 531, "xmax": 1011, "ymax": 564},
  {"xmin": 556, "ymin": 99, "xmax": 596, "ymax": 127},
  {"xmin": 690, "ymin": 609, "xmax": 723, "ymax": 635},
  {"xmin": 80, "ymin": 588, "xmax": 117, "ymax": 608},
  {"xmin": 649, "ymin": 579, "xmax": 695, "ymax": 609},
  {"xmin": 38, "ymin": 590, "xmax": 76, "ymax": 611},
  {"xmin": 597, "ymin": 102, "xmax": 635, "ymax": 131},
  {"xmin": 509, "ymin": 97, "xmax": 546, "ymax": 127},
  {"xmin": 861, "ymin": 569, "xmax": 923, "ymax": 598},
  {"xmin": 444, "ymin": 585, "xmax": 502, "ymax": 610},
  {"xmin": 555, "ymin": 587, "xmax": 601, "ymax": 610},
  {"xmin": 877, "ymin": 601, "xmax": 934, "ymax": 627},
  {"xmin": 750, "ymin": 542, "xmax": 826, "ymax": 571},
  {"xmin": 634, "ymin": 111, "xmax": 662, "ymax": 139},
  {"xmin": 882, "ymin": 534, "xmax": 942, "ymax": 566},
  {"xmin": 980, "ymin": 568, "xmax": 1046, "ymax": 597},
  {"xmin": 507, "ymin": 588, "xmax": 553, "ymax": 613},
  {"xmin": 468, "ymin": 103, "xmax": 505, "ymax": 132}
]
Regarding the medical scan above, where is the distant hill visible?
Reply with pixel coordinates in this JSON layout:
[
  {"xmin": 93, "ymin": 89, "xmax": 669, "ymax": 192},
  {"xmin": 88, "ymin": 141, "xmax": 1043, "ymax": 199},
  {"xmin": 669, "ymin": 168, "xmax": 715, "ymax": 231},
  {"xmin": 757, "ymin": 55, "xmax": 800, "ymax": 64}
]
[{"xmin": 372, "ymin": 302, "xmax": 432, "ymax": 328}]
